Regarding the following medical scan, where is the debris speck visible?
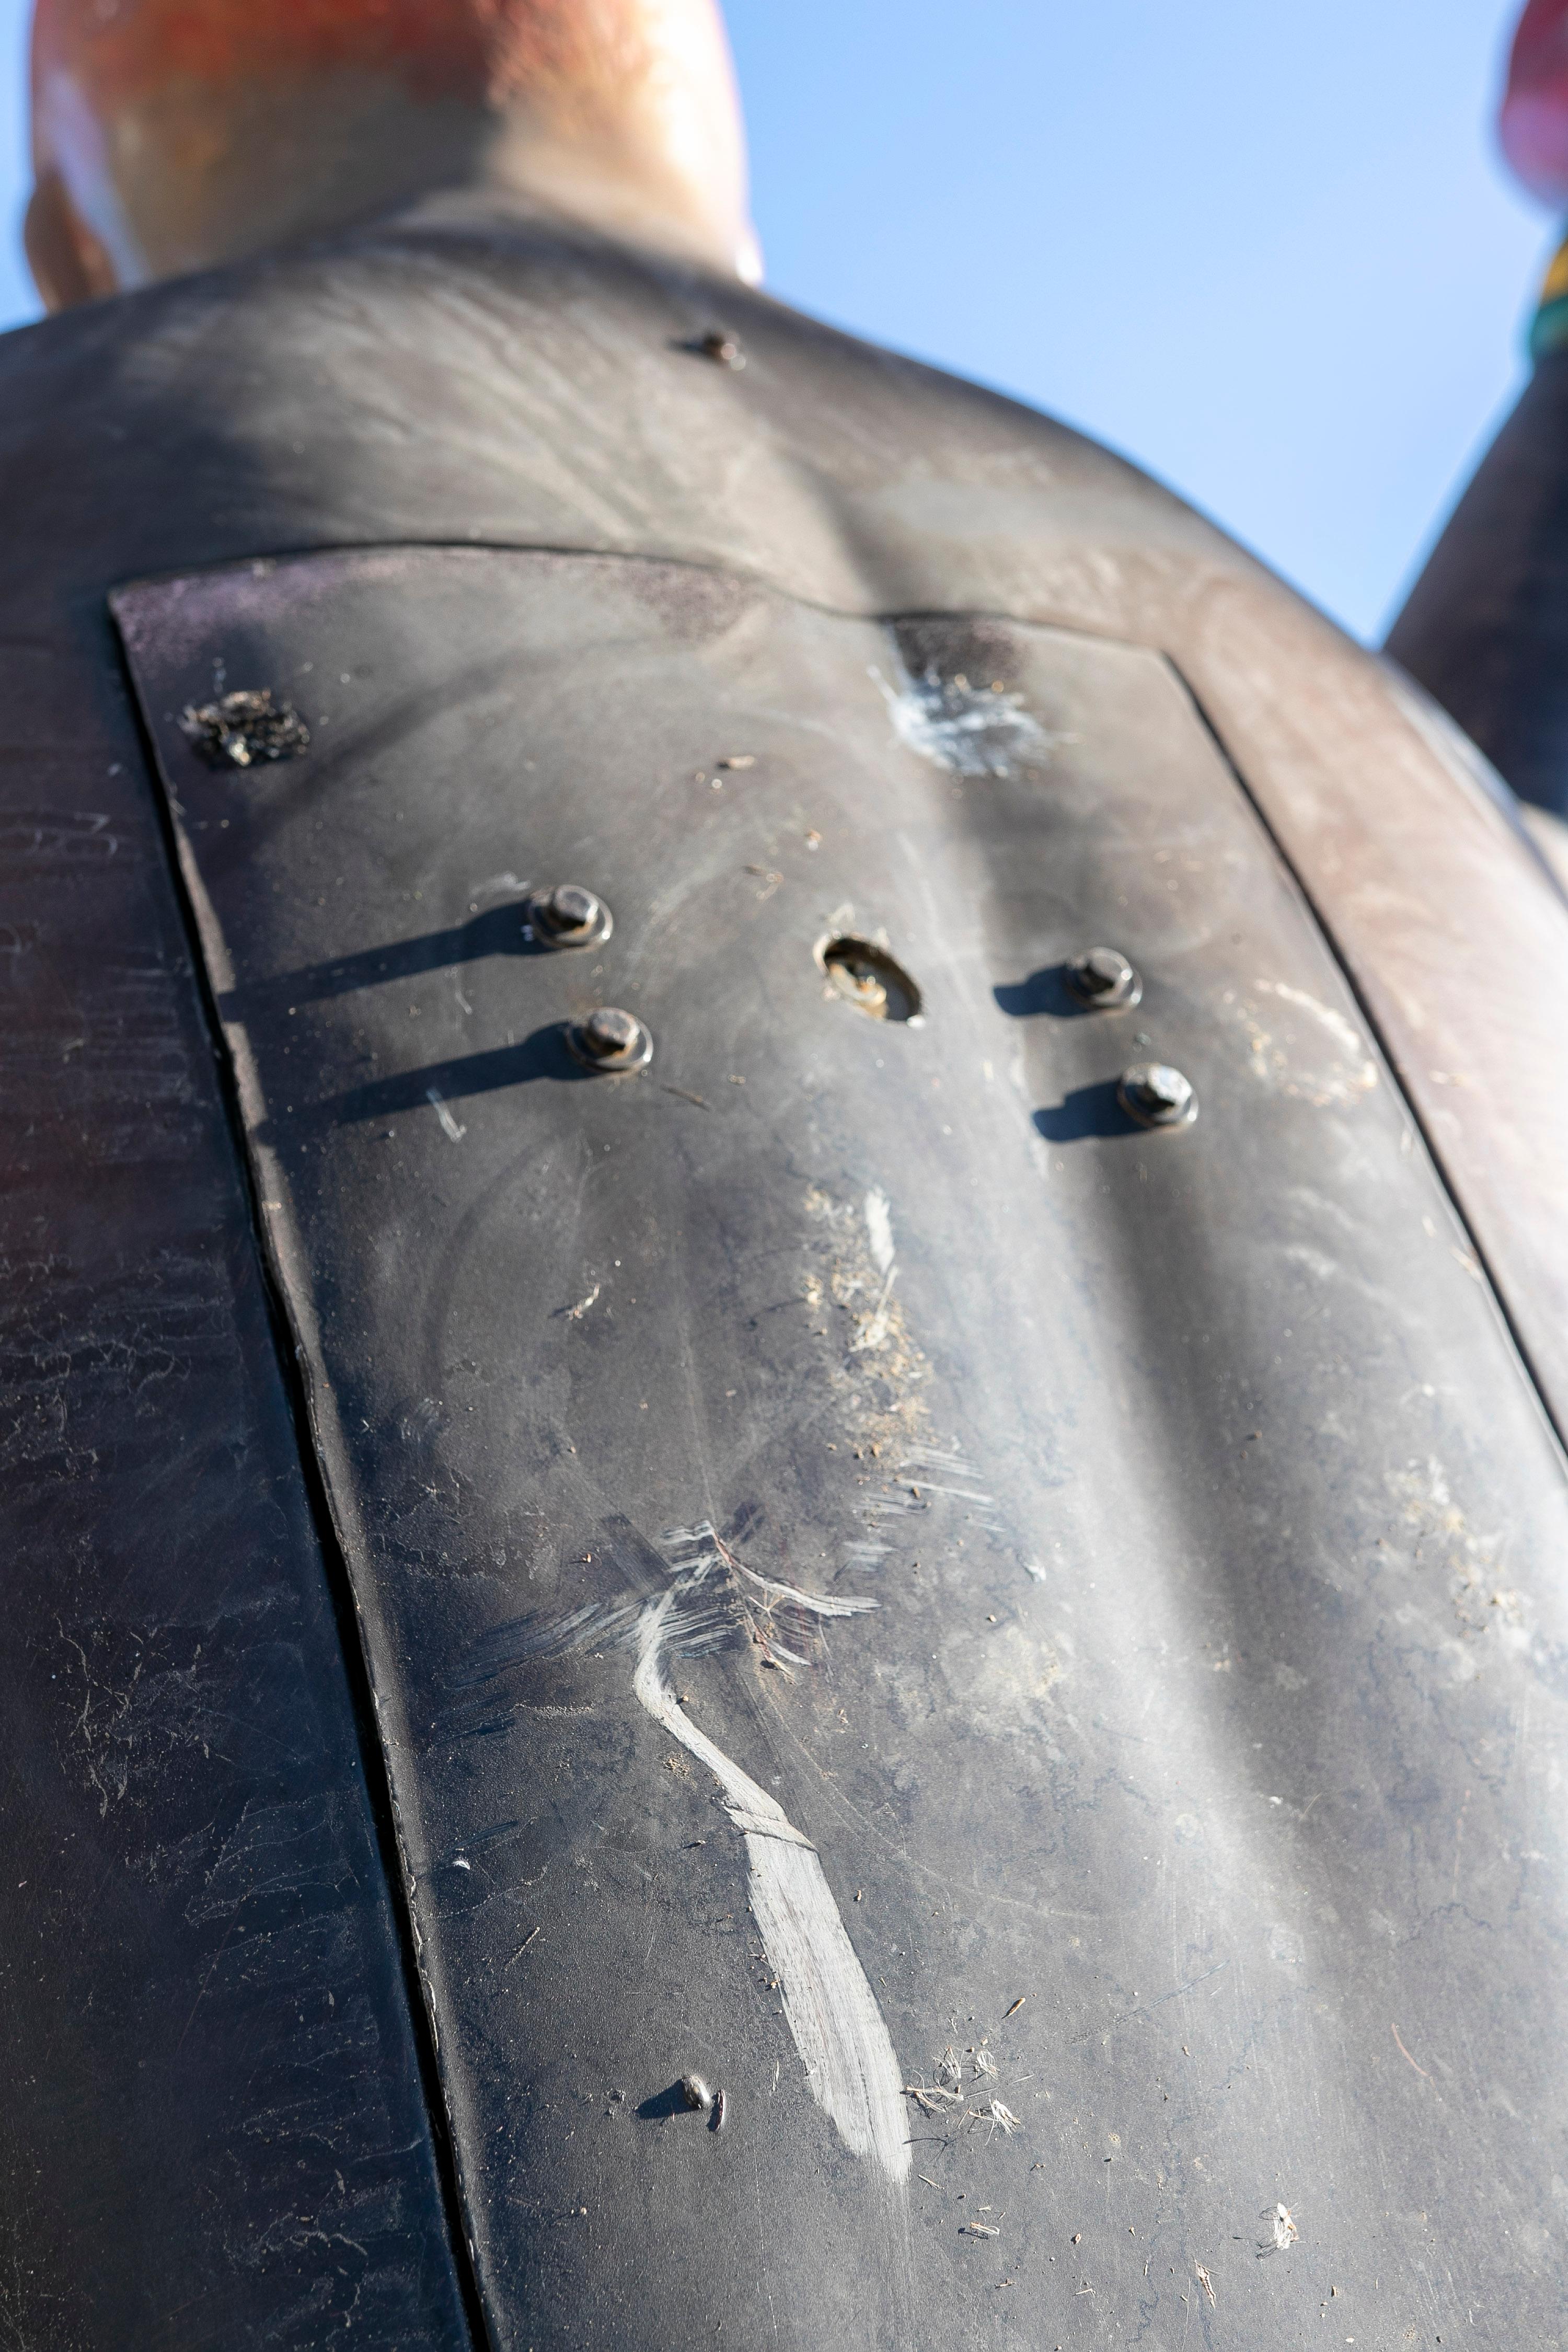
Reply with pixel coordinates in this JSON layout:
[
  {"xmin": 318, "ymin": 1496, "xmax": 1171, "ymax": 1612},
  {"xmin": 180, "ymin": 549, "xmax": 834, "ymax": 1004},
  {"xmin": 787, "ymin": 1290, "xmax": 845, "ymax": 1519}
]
[
  {"xmin": 1004, "ymin": 1997, "xmax": 1027, "ymax": 2019},
  {"xmin": 561, "ymin": 1284, "xmax": 601, "ymax": 1322},
  {"xmin": 987, "ymin": 2101, "xmax": 1023, "ymax": 2136},
  {"xmin": 973, "ymin": 2049, "xmax": 998, "ymax": 2080},
  {"xmin": 1196, "ymin": 2262, "xmax": 1215, "ymax": 2305},
  {"xmin": 1264, "ymin": 2203, "xmax": 1299, "ymax": 2252},
  {"xmin": 964, "ymin": 2223, "xmax": 1001, "ymax": 2239},
  {"xmin": 718, "ymin": 754, "xmax": 756, "ymax": 770}
]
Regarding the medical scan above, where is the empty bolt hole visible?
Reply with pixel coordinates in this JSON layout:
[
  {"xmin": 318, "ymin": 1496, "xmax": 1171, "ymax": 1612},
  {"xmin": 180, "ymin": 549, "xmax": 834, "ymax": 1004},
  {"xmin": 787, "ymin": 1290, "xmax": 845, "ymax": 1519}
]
[{"xmin": 818, "ymin": 936, "xmax": 923, "ymax": 1023}]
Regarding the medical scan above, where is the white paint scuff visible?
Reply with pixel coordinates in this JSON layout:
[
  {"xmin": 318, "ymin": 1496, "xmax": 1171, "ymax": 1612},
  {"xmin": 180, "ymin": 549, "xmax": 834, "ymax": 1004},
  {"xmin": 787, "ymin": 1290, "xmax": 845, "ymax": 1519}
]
[
  {"xmin": 869, "ymin": 658, "xmax": 1058, "ymax": 779},
  {"xmin": 426, "ymin": 1085, "xmax": 466, "ymax": 1143},
  {"xmin": 633, "ymin": 1594, "xmax": 909, "ymax": 2181}
]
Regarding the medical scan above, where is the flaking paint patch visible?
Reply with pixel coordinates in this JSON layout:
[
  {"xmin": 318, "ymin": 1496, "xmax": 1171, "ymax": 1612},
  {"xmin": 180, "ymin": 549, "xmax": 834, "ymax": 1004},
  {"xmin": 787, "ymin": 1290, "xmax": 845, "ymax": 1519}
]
[
  {"xmin": 635, "ymin": 1596, "xmax": 909, "ymax": 2181},
  {"xmin": 459, "ymin": 1525, "xmax": 907, "ymax": 2180},
  {"xmin": 869, "ymin": 656, "xmax": 1057, "ymax": 779}
]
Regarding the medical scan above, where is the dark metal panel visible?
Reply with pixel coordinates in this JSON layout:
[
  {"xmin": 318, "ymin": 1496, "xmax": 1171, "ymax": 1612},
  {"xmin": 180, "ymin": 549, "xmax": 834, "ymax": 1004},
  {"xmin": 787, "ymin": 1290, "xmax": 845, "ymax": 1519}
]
[
  {"xmin": 0, "ymin": 658, "xmax": 475, "ymax": 2341},
  {"xmin": 117, "ymin": 545, "xmax": 1568, "ymax": 2349},
  {"xmin": 6, "ymin": 202, "xmax": 1568, "ymax": 1440}
]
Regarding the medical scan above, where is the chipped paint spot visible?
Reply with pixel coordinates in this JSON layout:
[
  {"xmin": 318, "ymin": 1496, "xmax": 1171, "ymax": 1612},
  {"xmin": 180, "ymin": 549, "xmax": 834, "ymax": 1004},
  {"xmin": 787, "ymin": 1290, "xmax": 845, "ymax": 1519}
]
[
  {"xmin": 465, "ymin": 1527, "xmax": 906, "ymax": 2179},
  {"xmin": 864, "ymin": 1189, "xmax": 895, "ymax": 1277},
  {"xmin": 632, "ymin": 1583, "xmax": 908, "ymax": 2181},
  {"xmin": 869, "ymin": 658, "xmax": 1058, "ymax": 779}
]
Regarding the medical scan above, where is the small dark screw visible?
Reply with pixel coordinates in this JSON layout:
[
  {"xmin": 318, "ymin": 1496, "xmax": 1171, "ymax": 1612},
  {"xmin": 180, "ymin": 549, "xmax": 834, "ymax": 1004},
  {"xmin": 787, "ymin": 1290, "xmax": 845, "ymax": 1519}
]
[
  {"xmin": 681, "ymin": 2073, "xmax": 714, "ymax": 2113},
  {"xmin": 529, "ymin": 882, "xmax": 612, "ymax": 949},
  {"xmin": 1065, "ymin": 947, "xmax": 1142, "ymax": 1011},
  {"xmin": 700, "ymin": 329, "xmax": 745, "ymax": 369},
  {"xmin": 568, "ymin": 1006, "xmax": 654, "ymax": 1073},
  {"xmin": 1118, "ymin": 1060, "xmax": 1197, "ymax": 1129}
]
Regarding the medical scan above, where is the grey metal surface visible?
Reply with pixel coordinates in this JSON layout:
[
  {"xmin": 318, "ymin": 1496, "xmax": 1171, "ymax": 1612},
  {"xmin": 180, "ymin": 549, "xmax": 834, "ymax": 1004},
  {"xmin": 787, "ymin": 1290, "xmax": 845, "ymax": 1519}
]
[
  {"xmin": 113, "ymin": 543, "xmax": 1568, "ymax": 2348},
  {"xmin": 2, "ymin": 189, "xmax": 1563, "ymax": 1437}
]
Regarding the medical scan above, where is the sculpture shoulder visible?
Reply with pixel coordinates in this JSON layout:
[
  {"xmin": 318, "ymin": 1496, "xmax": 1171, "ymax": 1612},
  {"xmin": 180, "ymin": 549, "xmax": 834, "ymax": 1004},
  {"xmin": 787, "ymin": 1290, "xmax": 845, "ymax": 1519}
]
[{"xmin": 0, "ymin": 201, "xmax": 1247, "ymax": 620}]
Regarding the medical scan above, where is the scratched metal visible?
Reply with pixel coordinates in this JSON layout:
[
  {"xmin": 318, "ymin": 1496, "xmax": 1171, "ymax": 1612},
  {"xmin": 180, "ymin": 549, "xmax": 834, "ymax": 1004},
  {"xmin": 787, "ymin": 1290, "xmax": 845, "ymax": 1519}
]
[
  {"xmin": 116, "ymin": 545, "xmax": 1568, "ymax": 2348},
  {"xmin": 0, "ymin": 701, "xmax": 472, "ymax": 2332}
]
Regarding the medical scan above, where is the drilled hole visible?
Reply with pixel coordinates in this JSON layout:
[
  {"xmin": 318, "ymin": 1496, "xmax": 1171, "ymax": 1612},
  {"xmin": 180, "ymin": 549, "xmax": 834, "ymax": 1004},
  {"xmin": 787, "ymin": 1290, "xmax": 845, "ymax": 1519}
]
[{"xmin": 818, "ymin": 936, "xmax": 923, "ymax": 1023}]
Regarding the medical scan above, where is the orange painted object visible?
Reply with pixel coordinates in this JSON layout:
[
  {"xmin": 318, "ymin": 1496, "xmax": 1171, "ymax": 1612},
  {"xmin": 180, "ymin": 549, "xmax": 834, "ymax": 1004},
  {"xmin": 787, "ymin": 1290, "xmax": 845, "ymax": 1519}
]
[{"xmin": 30, "ymin": 0, "xmax": 648, "ymax": 110}]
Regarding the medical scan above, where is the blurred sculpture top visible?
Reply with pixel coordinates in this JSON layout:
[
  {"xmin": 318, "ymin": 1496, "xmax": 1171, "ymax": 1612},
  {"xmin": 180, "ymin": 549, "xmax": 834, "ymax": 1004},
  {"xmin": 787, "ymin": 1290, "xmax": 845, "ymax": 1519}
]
[
  {"xmin": 25, "ymin": 0, "xmax": 758, "ymax": 307},
  {"xmin": 1386, "ymin": 0, "xmax": 1568, "ymax": 837}
]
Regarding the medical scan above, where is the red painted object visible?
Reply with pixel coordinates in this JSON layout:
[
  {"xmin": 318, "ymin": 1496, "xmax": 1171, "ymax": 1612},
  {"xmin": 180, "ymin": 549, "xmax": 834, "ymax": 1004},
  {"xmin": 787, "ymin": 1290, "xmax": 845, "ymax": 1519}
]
[{"xmin": 1501, "ymin": 0, "xmax": 1568, "ymax": 204}]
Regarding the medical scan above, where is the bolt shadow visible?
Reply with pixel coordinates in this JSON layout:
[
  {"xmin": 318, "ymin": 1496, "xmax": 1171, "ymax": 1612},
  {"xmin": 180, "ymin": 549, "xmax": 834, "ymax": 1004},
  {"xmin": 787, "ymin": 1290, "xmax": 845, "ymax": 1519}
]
[
  {"xmin": 256, "ymin": 1021, "xmax": 598, "ymax": 1143},
  {"xmin": 637, "ymin": 2082, "xmax": 700, "ymax": 2123},
  {"xmin": 218, "ymin": 901, "xmax": 559, "ymax": 1022},
  {"xmin": 994, "ymin": 965, "xmax": 1084, "ymax": 1020},
  {"xmin": 1034, "ymin": 1082, "xmax": 1139, "ymax": 1143}
]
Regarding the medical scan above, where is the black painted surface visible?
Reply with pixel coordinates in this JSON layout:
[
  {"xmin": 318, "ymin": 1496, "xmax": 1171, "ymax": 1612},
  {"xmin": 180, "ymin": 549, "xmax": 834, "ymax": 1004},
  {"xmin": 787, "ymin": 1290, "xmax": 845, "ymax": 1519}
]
[
  {"xmin": 113, "ymin": 545, "xmax": 1568, "ymax": 2348},
  {"xmin": 1389, "ymin": 352, "xmax": 1568, "ymax": 817},
  {"xmin": 0, "ymin": 677, "xmax": 473, "ymax": 2336},
  {"xmin": 3, "ymin": 186, "xmax": 1567, "ymax": 2342}
]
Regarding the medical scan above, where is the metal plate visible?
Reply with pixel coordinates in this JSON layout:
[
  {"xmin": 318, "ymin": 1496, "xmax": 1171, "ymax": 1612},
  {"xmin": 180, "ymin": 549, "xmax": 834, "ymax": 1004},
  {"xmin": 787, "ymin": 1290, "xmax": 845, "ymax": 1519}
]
[{"xmin": 117, "ymin": 545, "xmax": 1568, "ymax": 2347}]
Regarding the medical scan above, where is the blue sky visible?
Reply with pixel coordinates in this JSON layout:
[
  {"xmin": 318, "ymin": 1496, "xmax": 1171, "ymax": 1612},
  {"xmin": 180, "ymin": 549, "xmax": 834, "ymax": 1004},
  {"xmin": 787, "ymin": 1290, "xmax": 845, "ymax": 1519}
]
[{"xmin": 0, "ymin": 0, "xmax": 1550, "ymax": 641}]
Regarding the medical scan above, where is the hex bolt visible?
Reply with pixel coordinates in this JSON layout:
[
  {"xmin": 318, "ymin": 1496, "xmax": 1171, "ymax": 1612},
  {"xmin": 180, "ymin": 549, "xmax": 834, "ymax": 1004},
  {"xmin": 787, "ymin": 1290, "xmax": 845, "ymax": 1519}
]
[
  {"xmin": 681, "ymin": 2074, "xmax": 714, "ymax": 2113},
  {"xmin": 1118, "ymin": 1060, "xmax": 1197, "ymax": 1130},
  {"xmin": 568, "ymin": 1005, "xmax": 654, "ymax": 1073},
  {"xmin": 1065, "ymin": 947, "xmax": 1142, "ymax": 1011},
  {"xmin": 528, "ymin": 882, "xmax": 613, "ymax": 950},
  {"xmin": 699, "ymin": 329, "xmax": 745, "ymax": 369}
]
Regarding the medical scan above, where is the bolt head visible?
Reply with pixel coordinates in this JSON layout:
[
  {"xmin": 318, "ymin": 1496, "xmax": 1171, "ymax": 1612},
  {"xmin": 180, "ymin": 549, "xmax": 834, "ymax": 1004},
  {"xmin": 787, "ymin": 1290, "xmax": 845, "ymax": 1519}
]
[
  {"xmin": 569, "ymin": 1006, "xmax": 653, "ymax": 1073},
  {"xmin": 545, "ymin": 884, "xmax": 596, "ymax": 933},
  {"xmin": 1066, "ymin": 947, "xmax": 1141, "ymax": 1010},
  {"xmin": 583, "ymin": 1007, "xmax": 638, "ymax": 1057},
  {"xmin": 529, "ymin": 881, "xmax": 612, "ymax": 949},
  {"xmin": 1119, "ymin": 1060, "xmax": 1197, "ymax": 1128}
]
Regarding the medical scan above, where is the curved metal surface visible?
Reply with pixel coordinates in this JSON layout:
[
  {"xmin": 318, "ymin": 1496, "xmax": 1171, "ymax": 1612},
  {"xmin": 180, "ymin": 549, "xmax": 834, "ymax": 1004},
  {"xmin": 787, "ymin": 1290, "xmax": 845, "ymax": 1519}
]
[
  {"xmin": 112, "ymin": 543, "xmax": 1568, "ymax": 2347},
  {"xmin": 3, "ymin": 194, "xmax": 1568, "ymax": 2339}
]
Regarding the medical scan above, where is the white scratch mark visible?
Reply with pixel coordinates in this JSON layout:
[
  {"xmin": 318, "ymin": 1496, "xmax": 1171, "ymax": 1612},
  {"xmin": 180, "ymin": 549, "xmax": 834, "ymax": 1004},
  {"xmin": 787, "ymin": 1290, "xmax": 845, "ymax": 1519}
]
[
  {"xmin": 633, "ymin": 1595, "xmax": 908, "ymax": 2182},
  {"xmin": 1251, "ymin": 981, "xmax": 1378, "ymax": 1102},
  {"xmin": 863, "ymin": 1189, "xmax": 895, "ymax": 1277},
  {"xmin": 850, "ymin": 1266, "xmax": 899, "ymax": 1354},
  {"xmin": 426, "ymin": 1087, "xmax": 466, "ymax": 1143},
  {"xmin": 869, "ymin": 659, "xmax": 1061, "ymax": 779}
]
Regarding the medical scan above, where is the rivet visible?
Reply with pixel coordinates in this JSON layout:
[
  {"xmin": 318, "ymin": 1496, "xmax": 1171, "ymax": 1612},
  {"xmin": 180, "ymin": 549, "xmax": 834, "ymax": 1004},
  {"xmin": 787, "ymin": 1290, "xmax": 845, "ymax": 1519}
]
[
  {"xmin": 1118, "ymin": 1061, "xmax": 1197, "ymax": 1129},
  {"xmin": 681, "ymin": 2073, "xmax": 714, "ymax": 2113},
  {"xmin": 699, "ymin": 329, "xmax": 745, "ymax": 369},
  {"xmin": 568, "ymin": 1005, "xmax": 654, "ymax": 1073},
  {"xmin": 1065, "ymin": 947, "xmax": 1142, "ymax": 1011},
  {"xmin": 528, "ymin": 882, "xmax": 613, "ymax": 950}
]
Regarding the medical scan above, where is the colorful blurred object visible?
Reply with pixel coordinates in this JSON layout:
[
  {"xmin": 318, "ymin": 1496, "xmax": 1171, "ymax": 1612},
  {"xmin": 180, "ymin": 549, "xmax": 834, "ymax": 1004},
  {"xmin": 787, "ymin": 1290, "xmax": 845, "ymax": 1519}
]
[{"xmin": 1501, "ymin": 0, "xmax": 1568, "ymax": 203}]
